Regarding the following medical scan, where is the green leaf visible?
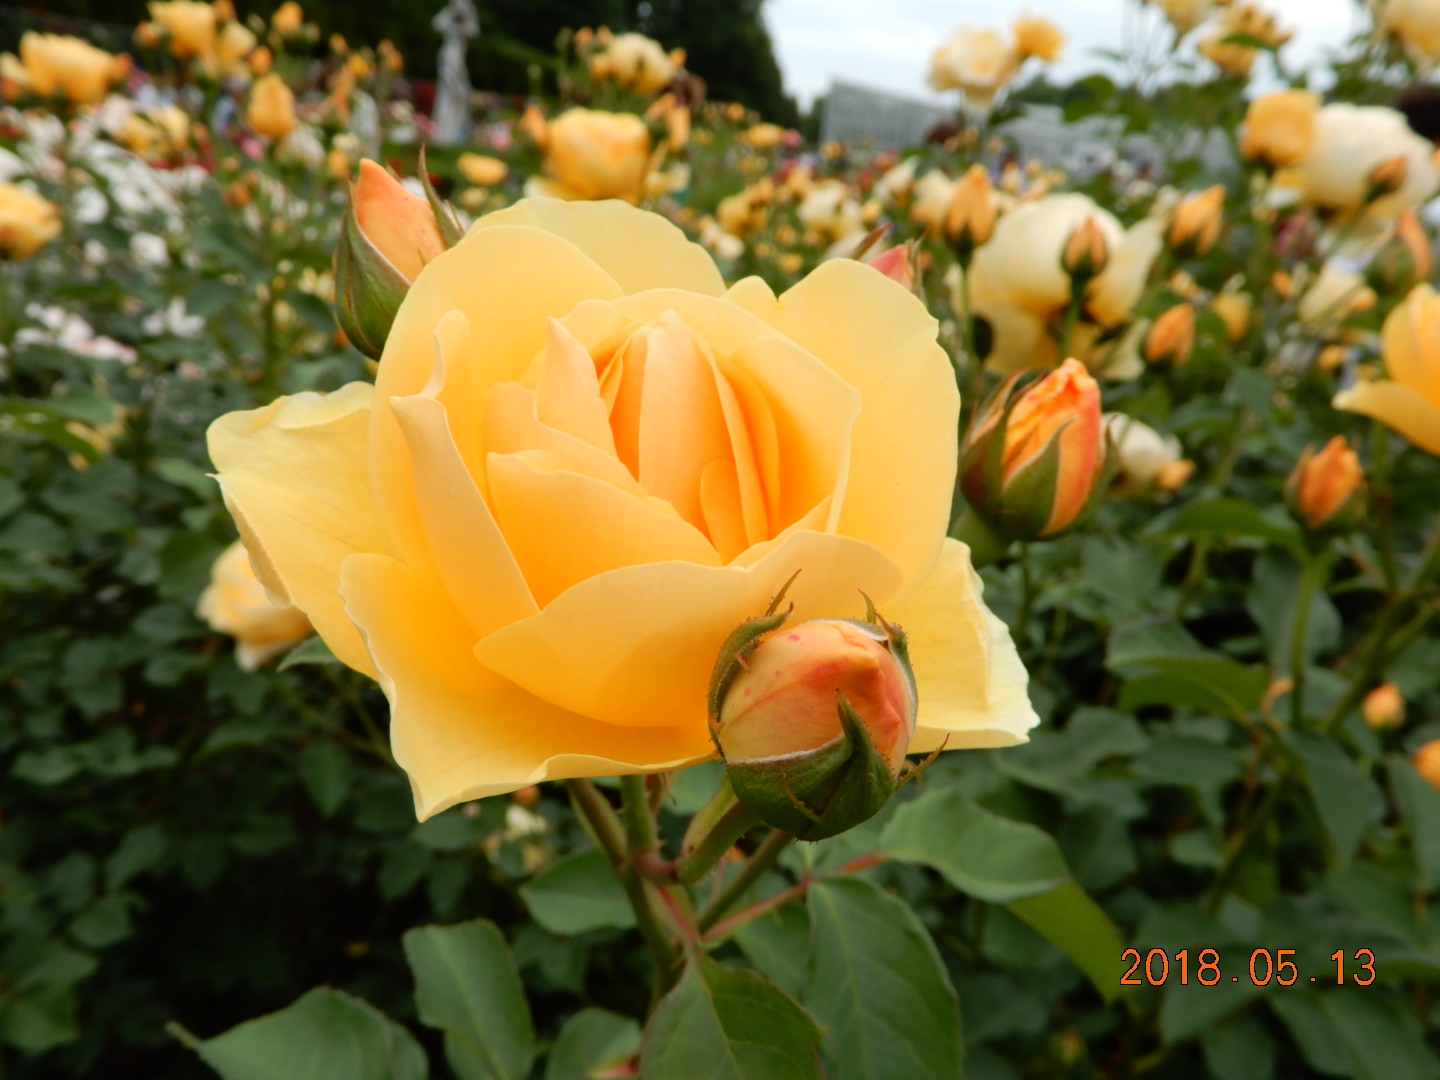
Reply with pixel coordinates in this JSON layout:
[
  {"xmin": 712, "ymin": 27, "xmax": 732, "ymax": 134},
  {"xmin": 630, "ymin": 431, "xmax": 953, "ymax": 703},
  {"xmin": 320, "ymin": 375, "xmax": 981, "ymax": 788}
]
[
  {"xmin": 881, "ymin": 790, "xmax": 1128, "ymax": 1000},
  {"xmin": 543, "ymin": 1008, "xmax": 642, "ymax": 1080},
  {"xmin": 1202, "ymin": 1012, "xmax": 1276, "ymax": 1080},
  {"xmin": 639, "ymin": 951, "xmax": 823, "ymax": 1080},
  {"xmin": 182, "ymin": 987, "xmax": 427, "ymax": 1080},
  {"xmin": 403, "ymin": 919, "xmax": 535, "ymax": 1080},
  {"xmin": 519, "ymin": 850, "xmax": 636, "ymax": 935},
  {"xmin": 1272, "ymin": 991, "xmax": 1440, "ymax": 1080},
  {"xmin": 1290, "ymin": 732, "xmax": 1384, "ymax": 865},
  {"xmin": 1157, "ymin": 497, "xmax": 1302, "ymax": 551},
  {"xmin": 154, "ymin": 457, "xmax": 219, "ymax": 502},
  {"xmin": 278, "ymin": 636, "xmax": 340, "ymax": 670},
  {"xmin": 733, "ymin": 901, "xmax": 811, "ymax": 999},
  {"xmin": 0, "ymin": 942, "xmax": 99, "ymax": 1053},
  {"xmin": 1118, "ymin": 659, "xmax": 1268, "ymax": 717},
  {"xmin": 803, "ymin": 877, "xmax": 962, "ymax": 1080},
  {"xmin": 1246, "ymin": 551, "xmax": 1340, "ymax": 667},
  {"xmin": 1388, "ymin": 756, "xmax": 1440, "ymax": 892},
  {"xmin": 299, "ymin": 741, "xmax": 353, "ymax": 818},
  {"xmin": 879, "ymin": 789, "xmax": 1067, "ymax": 902}
]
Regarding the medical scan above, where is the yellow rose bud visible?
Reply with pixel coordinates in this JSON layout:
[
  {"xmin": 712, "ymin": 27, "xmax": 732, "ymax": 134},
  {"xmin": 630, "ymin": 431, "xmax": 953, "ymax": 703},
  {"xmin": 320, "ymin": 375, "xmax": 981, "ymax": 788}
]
[
  {"xmin": 206, "ymin": 198, "xmax": 1039, "ymax": 811},
  {"xmin": 1167, "ymin": 185, "xmax": 1224, "ymax": 257},
  {"xmin": 197, "ymin": 540, "xmax": 313, "ymax": 671},
  {"xmin": 271, "ymin": 1, "xmax": 304, "ymax": 36},
  {"xmin": 1144, "ymin": 304, "xmax": 1195, "ymax": 367},
  {"xmin": 326, "ymin": 146, "xmax": 351, "ymax": 180},
  {"xmin": 1285, "ymin": 436, "xmax": 1366, "ymax": 532},
  {"xmin": 147, "ymin": 0, "xmax": 216, "ymax": 59},
  {"xmin": 1061, "ymin": 216, "xmax": 1110, "ymax": 286},
  {"xmin": 1012, "ymin": 14, "xmax": 1064, "ymax": 61},
  {"xmin": 458, "ymin": 152, "xmax": 509, "ymax": 188},
  {"xmin": 960, "ymin": 358, "xmax": 1106, "ymax": 539},
  {"xmin": 945, "ymin": 163, "xmax": 996, "ymax": 253},
  {"xmin": 519, "ymin": 103, "xmax": 548, "ymax": 148},
  {"xmin": 1414, "ymin": 739, "xmax": 1440, "ymax": 790},
  {"xmin": 1334, "ymin": 283, "xmax": 1440, "ymax": 455},
  {"xmin": 0, "ymin": 182, "xmax": 62, "ymax": 260},
  {"xmin": 1362, "ymin": 683, "xmax": 1404, "ymax": 729},
  {"xmin": 19, "ymin": 32, "xmax": 126, "ymax": 105},
  {"xmin": 1240, "ymin": 89, "xmax": 1319, "ymax": 169},
  {"xmin": 1211, "ymin": 291, "xmax": 1252, "ymax": 341},
  {"xmin": 246, "ymin": 72, "xmax": 295, "ymax": 139},
  {"xmin": 536, "ymin": 108, "xmax": 650, "ymax": 202}
]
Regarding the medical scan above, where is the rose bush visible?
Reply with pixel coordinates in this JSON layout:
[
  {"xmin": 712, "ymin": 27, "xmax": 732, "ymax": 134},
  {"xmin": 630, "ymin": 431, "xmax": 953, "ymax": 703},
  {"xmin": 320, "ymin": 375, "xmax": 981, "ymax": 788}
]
[{"xmin": 209, "ymin": 197, "xmax": 1038, "ymax": 817}]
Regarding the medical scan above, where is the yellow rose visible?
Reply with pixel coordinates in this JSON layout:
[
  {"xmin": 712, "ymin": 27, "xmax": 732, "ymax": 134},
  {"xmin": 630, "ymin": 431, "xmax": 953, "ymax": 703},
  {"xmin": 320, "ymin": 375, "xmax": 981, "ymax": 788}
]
[
  {"xmin": 114, "ymin": 104, "xmax": 189, "ymax": 158},
  {"xmin": 1380, "ymin": 0, "xmax": 1440, "ymax": 65},
  {"xmin": 963, "ymin": 193, "xmax": 1162, "ymax": 373},
  {"xmin": 796, "ymin": 179, "xmax": 864, "ymax": 244},
  {"xmin": 1333, "ymin": 282, "xmax": 1440, "ymax": 454},
  {"xmin": 18, "ymin": 32, "xmax": 126, "ymax": 106},
  {"xmin": 271, "ymin": 1, "xmax": 304, "ymax": 36},
  {"xmin": 602, "ymin": 32, "xmax": 675, "ymax": 95},
  {"xmin": 214, "ymin": 20, "xmax": 258, "ymax": 77},
  {"xmin": 1156, "ymin": 0, "xmax": 1216, "ymax": 37},
  {"xmin": 457, "ymin": 153, "xmax": 509, "ymax": 187},
  {"xmin": 0, "ymin": 183, "xmax": 61, "ymax": 260},
  {"xmin": 928, "ymin": 26, "xmax": 1019, "ymax": 115},
  {"xmin": 246, "ymin": 72, "xmax": 296, "ymax": 139},
  {"xmin": 1012, "ymin": 14, "xmax": 1063, "ymax": 61},
  {"xmin": 207, "ymin": 199, "xmax": 1038, "ymax": 816},
  {"xmin": 1240, "ymin": 90, "xmax": 1319, "ymax": 169},
  {"xmin": 528, "ymin": 109, "xmax": 650, "ymax": 202},
  {"xmin": 147, "ymin": 0, "xmax": 217, "ymax": 59},
  {"xmin": 197, "ymin": 540, "xmax": 313, "ymax": 671},
  {"xmin": 1197, "ymin": 1, "xmax": 1291, "ymax": 77},
  {"xmin": 1279, "ymin": 103, "xmax": 1438, "ymax": 220}
]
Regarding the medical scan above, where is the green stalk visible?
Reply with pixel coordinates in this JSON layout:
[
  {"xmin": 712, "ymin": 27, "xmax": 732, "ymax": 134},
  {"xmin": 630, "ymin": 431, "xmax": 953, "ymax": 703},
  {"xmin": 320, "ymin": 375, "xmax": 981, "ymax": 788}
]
[
  {"xmin": 1289, "ymin": 555, "xmax": 1328, "ymax": 726},
  {"xmin": 674, "ymin": 799, "xmax": 763, "ymax": 885},
  {"xmin": 696, "ymin": 828, "xmax": 795, "ymax": 934}
]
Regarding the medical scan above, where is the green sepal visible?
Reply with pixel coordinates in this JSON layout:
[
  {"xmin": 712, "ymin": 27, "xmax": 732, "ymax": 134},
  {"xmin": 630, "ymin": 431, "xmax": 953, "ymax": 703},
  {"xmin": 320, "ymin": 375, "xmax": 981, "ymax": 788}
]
[
  {"xmin": 332, "ymin": 180, "xmax": 412, "ymax": 360},
  {"xmin": 727, "ymin": 690, "xmax": 898, "ymax": 841},
  {"xmin": 416, "ymin": 146, "xmax": 466, "ymax": 249},
  {"xmin": 705, "ymin": 573, "xmax": 799, "ymax": 727},
  {"xmin": 994, "ymin": 422, "xmax": 1066, "ymax": 539},
  {"xmin": 958, "ymin": 369, "xmax": 1036, "ymax": 516}
]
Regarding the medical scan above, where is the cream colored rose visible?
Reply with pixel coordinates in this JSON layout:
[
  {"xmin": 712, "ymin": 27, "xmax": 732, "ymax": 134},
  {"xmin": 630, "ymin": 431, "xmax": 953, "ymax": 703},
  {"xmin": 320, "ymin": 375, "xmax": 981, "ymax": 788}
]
[
  {"xmin": 928, "ymin": 27, "xmax": 1019, "ymax": 115},
  {"xmin": 1279, "ymin": 103, "xmax": 1439, "ymax": 221},
  {"xmin": 1379, "ymin": 0, "xmax": 1440, "ymax": 65},
  {"xmin": 796, "ymin": 179, "xmax": 865, "ymax": 244},
  {"xmin": 208, "ymin": 199, "xmax": 1038, "ymax": 816},
  {"xmin": 525, "ymin": 109, "xmax": 651, "ymax": 202},
  {"xmin": 198, "ymin": 540, "xmax": 313, "ymax": 671},
  {"xmin": 0, "ymin": 183, "xmax": 61, "ymax": 261},
  {"xmin": 962, "ymin": 193, "xmax": 1162, "ymax": 373},
  {"xmin": 910, "ymin": 169, "xmax": 957, "ymax": 233},
  {"xmin": 1104, "ymin": 414, "xmax": 1192, "ymax": 494}
]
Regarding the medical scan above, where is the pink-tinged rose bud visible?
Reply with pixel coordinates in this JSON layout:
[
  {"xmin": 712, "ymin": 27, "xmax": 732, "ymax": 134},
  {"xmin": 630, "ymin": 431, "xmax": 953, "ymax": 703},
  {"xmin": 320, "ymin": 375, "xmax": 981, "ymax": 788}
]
[
  {"xmin": 708, "ymin": 601, "xmax": 916, "ymax": 840},
  {"xmin": 333, "ymin": 157, "xmax": 462, "ymax": 359},
  {"xmin": 864, "ymin": 242, "xmax": 918, "ymax": 292},
  {"xmin": 959, "ymin": 358, "xmax": 1107, "ymax": 540},
  {"xmin": 1284, "ymin": 435, "xmax": 1366, "ymax": 533},
  {"xmin": 1362, "ymin": 683, "xmax": 1404, "ymax": 729}
]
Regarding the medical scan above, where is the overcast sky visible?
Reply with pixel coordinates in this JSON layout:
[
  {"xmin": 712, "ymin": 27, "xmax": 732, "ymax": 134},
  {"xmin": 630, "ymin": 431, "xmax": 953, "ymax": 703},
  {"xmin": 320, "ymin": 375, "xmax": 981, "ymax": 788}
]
[{"xmin": 764, "ymin": 0, "xmax": 1365, "ymax": 108}]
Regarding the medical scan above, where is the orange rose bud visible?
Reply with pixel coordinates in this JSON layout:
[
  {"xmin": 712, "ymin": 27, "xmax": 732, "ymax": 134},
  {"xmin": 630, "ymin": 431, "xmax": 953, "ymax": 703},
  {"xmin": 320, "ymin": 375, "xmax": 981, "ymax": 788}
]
[
  {"xmin": 1061, "ymin": 217, "xmax": 1109, "ymax": 290},
  {"xmin": 245, "ymin": 72, "xmax": 295, "ymax": 139},
  {"xmin": 945, "ymin": 163, "xmax": 996, "ymax": 255},
  {"xmin": 520, "ymin": 103, "xmax": 549, "ymax": 147},
  {"xmin": 1413, "ymin": 739, "xmax": 1440, "ymax": 790},
  {"xmin": 334, "ymin": 158, "xmax": 461, "ymax": 359},
  {"xmin": 1167, "ymin": 185, "xmax": 1224, "ymax": 257},
  {"xmin": 271, "ymin": 1, "xmax": 303, "ymax": 36},
  {"xmin": 709, "ymin": 601, "xmax": 916, "ymax": 841},
  {"xmin": 1144, "ymin": 304, "xmax": 1196, "ymax": 367},
  {"xmin": 1284, "ymin": 435, "xmax": 1366, "ymax": 533},
  {"xmin": 959, "ymin": 357, "xmax": 1107, "ymax": 540},
  {"xmin": 1362, "ymin": 683, "xmax": 1404, "ymax": 729}
]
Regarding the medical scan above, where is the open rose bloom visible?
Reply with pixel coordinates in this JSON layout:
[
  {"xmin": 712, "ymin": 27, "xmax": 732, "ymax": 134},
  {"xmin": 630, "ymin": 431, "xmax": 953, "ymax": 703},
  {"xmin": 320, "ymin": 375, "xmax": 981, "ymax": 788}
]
[{"xmin": 209, "ymin": 199, "xmax": 1037, "ymax": 817}]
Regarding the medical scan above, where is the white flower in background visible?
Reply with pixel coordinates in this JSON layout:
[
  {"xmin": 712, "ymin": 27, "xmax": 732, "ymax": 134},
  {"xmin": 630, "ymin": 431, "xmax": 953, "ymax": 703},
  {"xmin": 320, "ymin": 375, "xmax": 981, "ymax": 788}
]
[
  {"xmin": 700, "ymin": 220, "xmax": 745, "ymax": 261},
  {"xmin": 16, "ymin": 304, "xmax": 136, "ymax": 364},
  {"xmin": 130, "ymin": 232, "xmax": 170, "ymax": 267},
  {"xmin": 1104, "ymin": 413, "xmax": 1194, "ymax": 494},
  {"xmin": 142, "ymin": 297, "xmax": 204, "ymax": 339}
]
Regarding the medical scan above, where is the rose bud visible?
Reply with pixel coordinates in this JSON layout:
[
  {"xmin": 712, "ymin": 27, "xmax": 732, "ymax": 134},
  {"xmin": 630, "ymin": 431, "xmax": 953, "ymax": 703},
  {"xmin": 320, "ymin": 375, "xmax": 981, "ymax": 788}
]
[
  {"xmin": 944, "ymin": 163, "xmax": 996, "ymax": 258},
  {"xmin": 1284, "ymin": 435, "xmax": 1366, "ymax": 533},
  {"xmin": 1144, "ymin": 304, "xmax": 1195, "ymax": 367},
  {"xmin": 246, "ymin": 72, "xmax": 296, "ymax": 139},
  {"xmin": 1239, "ymin": 89, "xmax": 1319, "ymax": 170},
  {"xmin": 1370, "ymin": 210, "xmax": 1432, "ymax": 294},
  {"xmin": 1362, "ymin": 683, "xmax": 1404, "ymax": 730},
  {"xmin": 333, "ymin": 157, "xmax": 461, "ymax": 359},
  {"xmin": 1414, "ymin": 739, "xmax": 1440, "ymax": 791},
  {"xmin": 864, "ymin": 241, "xmax": 919, "ymax": 293},
  {"xmin": 1367, "ymin": 153, "xmax": 1409, "ymax": 203},
  {"xmin": 708, "ymin": 604, "xmax": 916, "ymax": 841},
  {"xmin": 1167, "ymin": 185, "xmax": 1224, "ymax": 257},
  {"xmin": 1211, "ymin": 291, "xmax": 1252, "ymax": 342},
  {"xmin": 959, "ymin": 357, "xmax": 1107, "ymax": 541}
]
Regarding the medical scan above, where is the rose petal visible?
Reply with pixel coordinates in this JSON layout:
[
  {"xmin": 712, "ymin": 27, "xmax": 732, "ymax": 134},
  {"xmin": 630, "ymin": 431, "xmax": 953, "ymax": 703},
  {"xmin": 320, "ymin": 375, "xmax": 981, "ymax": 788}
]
[
  {"xmin": 340, "ymin": 553, "xmax": 712, "ymax": 818},
  {"xmin": 727, "ymin": 261, "xmax": 957, "ymax": 597},
  {"xmin": 537, "ymin": 318, "xmax": 618, "ymax": 456},
  {"xmin": 487, "ymin": 450, "xmax": 723, "ymax": 607},
  {"xmin": 208, "ymin": 382, "xmax": 393, "ymax": 676},
  {"xmin": 466, "ymin": 197, "xmax": 726, "ymax": 297},
  {"xmin": 1334, "ymin": 380, "xmax": 1440, "ymax": 454},
  {"xmin": 372, "ymin": 224, "xmax": 625, "ymax": 572},
  {"xmin": 475, "ymin": 529, "xmax": 904, "ymax": 729},
  {"xmin": 889, "ymin": 539, "xmax": 1039, "ymax": 752},
  {"xmin": 483, "ymin": 381, "xmax": 642, "ymax": 493}
]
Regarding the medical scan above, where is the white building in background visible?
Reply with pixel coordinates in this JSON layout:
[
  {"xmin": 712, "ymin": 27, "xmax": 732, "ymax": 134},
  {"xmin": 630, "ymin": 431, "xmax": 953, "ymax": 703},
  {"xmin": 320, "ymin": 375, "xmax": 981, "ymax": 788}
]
[{"xmin": 819, "ymin": 79, "xmax": 953, "ymax": 150}]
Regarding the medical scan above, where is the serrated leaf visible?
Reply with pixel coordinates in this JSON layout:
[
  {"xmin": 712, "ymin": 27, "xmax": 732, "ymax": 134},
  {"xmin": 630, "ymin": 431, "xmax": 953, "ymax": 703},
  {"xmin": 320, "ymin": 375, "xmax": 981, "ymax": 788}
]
[
  {"xmin": 183, "ymin": 987, "xmax": 427, "ymax": 1080},
  {"xmin": 1290, "ymin": 732, "xmax": 1384, "ymax": 866},
  {"xmin": 639, "ymin": 952, "xmax": 822, "ymax": 1080},
  {"xmin": 403, "ymin": 919, "xmax": 534, "ymax": 1080},
  {"xmin": 543, "ymin": 1008, "xmax": 641, "ymax": 1080},
  {"xmin": 519, "ymin": 850, "xmax": 635, "ymax": 935},
  {"xmin": 804, "ymin": 877, "xmax": 962, "ymax": 1079}
]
